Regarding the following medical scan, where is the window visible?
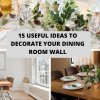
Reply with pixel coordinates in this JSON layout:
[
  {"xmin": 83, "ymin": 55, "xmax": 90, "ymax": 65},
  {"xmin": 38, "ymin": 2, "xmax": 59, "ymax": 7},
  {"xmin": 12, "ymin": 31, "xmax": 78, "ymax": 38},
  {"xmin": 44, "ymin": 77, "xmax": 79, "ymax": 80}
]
[{"xmin": 32, "ymin": 58, "xmax": 50, "ymax": 88}]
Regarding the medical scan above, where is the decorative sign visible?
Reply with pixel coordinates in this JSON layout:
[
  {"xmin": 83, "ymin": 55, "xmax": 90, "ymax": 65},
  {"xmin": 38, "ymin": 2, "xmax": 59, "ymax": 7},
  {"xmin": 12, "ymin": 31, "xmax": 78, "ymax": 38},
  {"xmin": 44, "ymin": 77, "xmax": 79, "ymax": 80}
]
[{"xmin": 7, "ymin": 31, "xmax": 90, "ymax": 58}]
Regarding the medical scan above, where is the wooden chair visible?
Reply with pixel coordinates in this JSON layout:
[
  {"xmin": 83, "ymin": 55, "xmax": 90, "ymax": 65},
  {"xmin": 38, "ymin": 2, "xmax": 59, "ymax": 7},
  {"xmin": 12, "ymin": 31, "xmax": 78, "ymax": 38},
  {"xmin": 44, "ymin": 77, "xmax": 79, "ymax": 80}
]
[
  {"xmin": 7, "ymin": 77, "xmax": 14, "ymax": 86},
  {"xmin": 51, "ymin": 95, "xmax": 56, "ymax": 100},
  {"xmin": 3, "ymin": 77, "xmax": 14, "ymax": 90},
  {"xmin": 51, "ymin": 71, "xmax": 63, "ymax": 81},
  {"xmin": 64, "ymin": 66, "xmax": 79, "ymax": 76},
  {"xmin": 3, "ymin": 77, "xmax": 14, "ymax": 100}
]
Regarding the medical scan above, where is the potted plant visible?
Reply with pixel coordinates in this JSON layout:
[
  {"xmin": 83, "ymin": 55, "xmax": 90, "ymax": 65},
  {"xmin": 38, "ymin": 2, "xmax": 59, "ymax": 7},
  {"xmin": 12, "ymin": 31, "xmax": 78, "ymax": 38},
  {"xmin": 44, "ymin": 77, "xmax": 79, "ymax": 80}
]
[
  {"xmin": 29, "ymin": 3, "xmax": 43, "ymax": 27},
  {"xmin": 43, "ymin": 0, "xmax": 78, "ymax": 31},
  {"xmin": 95, "ymin": 67, "xmax": 100, "ymax": 82}
]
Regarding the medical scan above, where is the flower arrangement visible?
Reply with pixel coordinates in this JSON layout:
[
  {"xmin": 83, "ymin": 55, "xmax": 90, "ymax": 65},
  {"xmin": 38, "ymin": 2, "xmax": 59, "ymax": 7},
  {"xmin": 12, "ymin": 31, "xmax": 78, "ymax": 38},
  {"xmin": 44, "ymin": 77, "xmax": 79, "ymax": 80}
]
[
  {"xmin": 0, "ymin": 0, "xmax": 92, "ymax": 31},
  {"xmin": 81, "ymin": 65, "xmax": 100, "ymax": 85},
  {"xmin": 41, "ymin": 0, "xmax": 92, "ymax": 31}
]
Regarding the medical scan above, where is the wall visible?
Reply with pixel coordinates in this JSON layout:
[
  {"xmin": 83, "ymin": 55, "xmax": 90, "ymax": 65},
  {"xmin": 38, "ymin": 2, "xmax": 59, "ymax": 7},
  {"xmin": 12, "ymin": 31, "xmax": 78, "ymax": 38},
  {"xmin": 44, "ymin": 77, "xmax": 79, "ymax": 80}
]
[
  {"xmin": 24, "ymin": 58, "xmax": 32, "ymax": 83},
  {"xmin": 51, "ymin": 58, "xmax": 71, "ymax": 75},
  {"xmin": 93, "ymin": 51, "xmax": 100, "ymax": 65},
  {"xmin": 0, "ymin": 58, "xmax": 26, "ymax": 90},
  {"xmin": 24, "ymin": 58, "xmax": 37, "ymax": 84},
  {"xmin": 76, "ymin": 0, "xmax": 95, "ymax": 15}
]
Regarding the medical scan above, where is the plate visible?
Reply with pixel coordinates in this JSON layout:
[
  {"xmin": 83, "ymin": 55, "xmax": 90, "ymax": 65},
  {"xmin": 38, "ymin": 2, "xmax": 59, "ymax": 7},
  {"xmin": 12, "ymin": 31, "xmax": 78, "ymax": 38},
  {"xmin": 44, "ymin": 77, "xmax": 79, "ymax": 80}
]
[
  {"xmin": 91, "ymin": 69, "xmax": 96, "ymax": 72},
  {"xmin": 77, "ymin": 72, "xmax": 87, "ymax": 77},
  {"xmin": 77, "ymin": 72, "xmax": 94, "ymax": 77},
  {"xmin": 63, "ymin": 82, "xmax": 84, "ymax": 90},
  {"xmin": 60, "ymin": 76, "xmax": 77, "ymax": 82}
]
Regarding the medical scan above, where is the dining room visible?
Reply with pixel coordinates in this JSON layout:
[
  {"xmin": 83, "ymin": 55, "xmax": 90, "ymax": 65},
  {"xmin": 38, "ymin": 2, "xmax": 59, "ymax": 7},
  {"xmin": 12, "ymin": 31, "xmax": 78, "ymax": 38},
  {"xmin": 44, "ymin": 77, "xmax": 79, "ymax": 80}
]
[
  {"xmin": 0, "ymin": 51, "xmax": 49, "ymax": 100},
  {"xmin": 51, "ymin": 51, "xmax": 100, "ymax": 100}
]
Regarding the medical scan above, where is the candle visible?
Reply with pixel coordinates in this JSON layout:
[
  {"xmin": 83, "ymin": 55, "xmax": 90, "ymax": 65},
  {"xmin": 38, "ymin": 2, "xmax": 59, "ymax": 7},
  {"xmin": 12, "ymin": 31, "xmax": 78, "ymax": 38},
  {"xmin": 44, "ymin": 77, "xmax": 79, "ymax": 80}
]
[{"xmin": 1, "ymin": 0, "xmax": 12, "ymax": 15}]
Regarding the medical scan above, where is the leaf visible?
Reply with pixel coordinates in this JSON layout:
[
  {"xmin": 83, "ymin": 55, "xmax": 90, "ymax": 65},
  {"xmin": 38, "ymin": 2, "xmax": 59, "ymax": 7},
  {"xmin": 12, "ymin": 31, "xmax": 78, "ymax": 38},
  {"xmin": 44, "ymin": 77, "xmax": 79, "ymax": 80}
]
[{"xmin": 32, "ymin": 3, "xmax": 39, "ymax": 14}]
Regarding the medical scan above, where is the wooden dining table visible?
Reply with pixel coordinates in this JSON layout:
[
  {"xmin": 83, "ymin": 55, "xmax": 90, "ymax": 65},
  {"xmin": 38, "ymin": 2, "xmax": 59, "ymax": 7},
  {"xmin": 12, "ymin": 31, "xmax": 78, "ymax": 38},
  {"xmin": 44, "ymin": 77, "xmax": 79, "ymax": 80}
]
[
  {"xmin": 52, "ymin": 78, "xmax": 100, "ymax": 100},
  {"xmin": 0, "ymin": 81, "xmax": 12, "ymax": 100}
]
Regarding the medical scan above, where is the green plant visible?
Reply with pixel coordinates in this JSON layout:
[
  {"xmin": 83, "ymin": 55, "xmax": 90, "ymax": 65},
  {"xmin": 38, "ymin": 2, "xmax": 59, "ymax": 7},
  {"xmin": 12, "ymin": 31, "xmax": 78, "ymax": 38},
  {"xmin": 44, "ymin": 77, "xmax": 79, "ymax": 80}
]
[
  {"xmin": 42, "ymin": 1, "xmax": 55, "ymax": 30},
  {"xmin": 85, "ymin": 67, "xmax": 100, "ymax": 85},
  {"xmin": 73, "ymin": 10, "xmax": 92, "ymax": 30},
  {"xmin": 0, "ymin": 15, "xmax": 8, "ymax": 26},
  {"xmin": 96, "ymin": 67, "xmax": 100, "ymax": 82},
  {"xmin": 53, "ymin": 1, "xmax": 59, "ymax": 11},
  {"xmin": 31, "ymin": 0, "xmax": 92, "ymax": 31},
  {"xmin": 32, "ymin": 3, "xmax": 43, "ymax": 20},
  {"xmin": 74, "ymin": 14, "xmax": 85, "ymax": 27},
  {"xmin": 80, "ymin": 65, "xmax": 93, "ymax": 73},
  {"xmin": 63, "ymin": 0, "xmax": 77, "ymax": 20},
  {"xmin": 43, "ymin": 0, "xmax": 78, "ymax": 31}
]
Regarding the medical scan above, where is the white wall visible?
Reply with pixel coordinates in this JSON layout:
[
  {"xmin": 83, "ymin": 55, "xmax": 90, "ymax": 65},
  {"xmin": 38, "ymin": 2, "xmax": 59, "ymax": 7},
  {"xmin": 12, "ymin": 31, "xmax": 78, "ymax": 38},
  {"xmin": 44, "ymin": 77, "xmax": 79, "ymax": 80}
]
[
  {"xmin": 0, "ymin": 58, "xmax": 26, "ymax": 90},
  {"xmin": 24, "ymin": 58, "xmax": 33, "ymax": 83}
]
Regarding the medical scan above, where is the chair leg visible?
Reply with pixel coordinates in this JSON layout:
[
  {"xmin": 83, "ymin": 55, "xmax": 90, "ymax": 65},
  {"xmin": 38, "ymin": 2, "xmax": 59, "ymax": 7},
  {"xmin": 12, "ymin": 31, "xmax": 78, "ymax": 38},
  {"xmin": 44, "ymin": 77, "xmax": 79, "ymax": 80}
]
[{"xmin": 7, "ymin": 92, "xmax": 12, "ymax": 100}]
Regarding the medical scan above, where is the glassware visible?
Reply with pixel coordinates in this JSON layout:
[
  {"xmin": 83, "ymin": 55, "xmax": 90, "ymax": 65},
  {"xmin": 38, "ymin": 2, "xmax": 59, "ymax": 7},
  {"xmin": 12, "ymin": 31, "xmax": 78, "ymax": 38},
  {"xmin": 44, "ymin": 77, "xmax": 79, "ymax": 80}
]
[
  {"xmin": 0, "ymin": 0, "xmax": 19, "ymax": 30},
  {"xmin": 89, "ymin": 0, "xmax": 100, "ymax": 48},
  {"xmin": 0, "ymin": 0, "xmax": 12, "ymax": 15},
  {"xmin": 89, "ymin": 12, "xmax": 100, "ymax": 48},
  {"xmin": 19, "ymin": 0, "xmax": 32, "ymax": 29},
  {"xmin": 91, "ymin": 0, "xmax": 100, "ymax": 13},
  {"xmin": 89, "ymin": 12, "xmax": 100, "ymax": 35}
]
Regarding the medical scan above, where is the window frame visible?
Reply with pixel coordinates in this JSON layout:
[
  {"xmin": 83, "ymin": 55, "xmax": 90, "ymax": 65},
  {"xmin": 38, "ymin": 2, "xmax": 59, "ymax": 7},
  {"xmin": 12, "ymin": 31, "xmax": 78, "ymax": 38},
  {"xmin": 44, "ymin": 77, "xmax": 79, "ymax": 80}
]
[{"xmin": 32, "ymin": 58, "xmax": 50, "ymax": 88}]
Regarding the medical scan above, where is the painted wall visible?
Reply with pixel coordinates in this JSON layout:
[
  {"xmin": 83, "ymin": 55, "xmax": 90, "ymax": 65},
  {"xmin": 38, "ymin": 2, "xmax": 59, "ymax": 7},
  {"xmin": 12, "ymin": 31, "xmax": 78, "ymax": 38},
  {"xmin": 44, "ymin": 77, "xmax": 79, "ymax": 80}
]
[
  {"xmin": 0, "ymin": 58, "xmax": 26, "ymax": 90},
  {"xmin": 93, "ymin": 51, "xmax": 100, "ymax": 65},
  {"xmin": 51, "ymin": 58, "xmax": 71, "ymax": 75}
]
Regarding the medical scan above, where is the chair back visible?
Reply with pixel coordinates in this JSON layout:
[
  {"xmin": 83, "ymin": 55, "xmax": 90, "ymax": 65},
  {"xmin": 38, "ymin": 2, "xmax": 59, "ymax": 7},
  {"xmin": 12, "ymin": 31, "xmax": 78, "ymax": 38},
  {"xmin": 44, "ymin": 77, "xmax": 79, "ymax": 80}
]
[
  {"xmin": 3, "ymin": 77, "xmax": 14, "ymax": 90},
  {"xmin": 51, "ymin": 71, "xmax": 63, "ymax": 81},
  {"xmin": 7, "ymin": 77, "xmax": 14, "ymax": 84},
  {"xmin": 64, "ymin": 67, "xmax": 78, "ymax": 76}
]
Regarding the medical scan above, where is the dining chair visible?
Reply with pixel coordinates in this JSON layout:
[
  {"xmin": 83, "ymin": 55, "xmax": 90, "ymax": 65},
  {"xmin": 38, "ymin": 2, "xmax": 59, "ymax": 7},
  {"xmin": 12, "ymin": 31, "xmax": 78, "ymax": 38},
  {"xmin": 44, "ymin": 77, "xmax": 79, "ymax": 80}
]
[
  {"xmin": 64, "ymin": 66, "xmax": 79, "ymax": 76},
  {"xmin": 3, "ymin": 77, "xmax": 14, "ymax": 100},
  {"xmin": 52, "ymin": 91, "xmax": 77, "ymax": 100},
  {"xmin": 51, "ymin": 94, "xmax": 56, "ymax": 100},
  {"xmin": 51, "ymin": 71, "xmax": 63, "ymax": 81},
  {"xmin": 7, "ymin": 77, "xmax": 14, "ymax": 86},
  {"xmin": 51, "ymin": 71, "xmax": 77, "ymax": 100}
]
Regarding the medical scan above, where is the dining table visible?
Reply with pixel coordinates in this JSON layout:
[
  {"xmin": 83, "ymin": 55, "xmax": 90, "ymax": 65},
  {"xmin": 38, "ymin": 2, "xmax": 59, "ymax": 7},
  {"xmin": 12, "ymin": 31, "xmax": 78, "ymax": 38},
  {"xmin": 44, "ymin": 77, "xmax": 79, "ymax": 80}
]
[
  {"xmin": 51, "ymin": 76, "xmax": 100, "ymax": 100},
  {"xmin": 0, "ymin": 81, "xmax": 12, "ymax": 100}
]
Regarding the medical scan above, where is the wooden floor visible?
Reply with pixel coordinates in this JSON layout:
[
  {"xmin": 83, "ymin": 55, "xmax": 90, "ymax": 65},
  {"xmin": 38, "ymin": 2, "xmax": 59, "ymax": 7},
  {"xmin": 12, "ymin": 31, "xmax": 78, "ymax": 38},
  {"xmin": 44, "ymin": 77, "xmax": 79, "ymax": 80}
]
[{"xmin": 0, "ymin": 91, "xmax": 35, "ymax": 100}]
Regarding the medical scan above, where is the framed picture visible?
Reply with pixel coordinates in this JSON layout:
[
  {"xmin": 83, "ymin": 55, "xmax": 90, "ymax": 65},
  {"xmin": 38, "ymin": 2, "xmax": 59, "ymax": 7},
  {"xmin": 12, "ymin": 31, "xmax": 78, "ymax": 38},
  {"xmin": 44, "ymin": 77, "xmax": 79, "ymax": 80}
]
[{"xmin": 0, "ymin": 51, "xmax": 6, "ymax": 70}]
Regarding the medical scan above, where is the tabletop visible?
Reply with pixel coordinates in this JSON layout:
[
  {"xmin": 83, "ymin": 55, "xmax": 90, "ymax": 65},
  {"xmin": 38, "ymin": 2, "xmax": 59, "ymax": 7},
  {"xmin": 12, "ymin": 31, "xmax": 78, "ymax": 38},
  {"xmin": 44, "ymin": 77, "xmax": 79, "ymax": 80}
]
[
  {"xmin": 0, "ymin": 81, "xmax": 12, "ymax": 87},
  {"xmin": 51, "ymin": 79, "xmax": 100, "ymax": 100}
]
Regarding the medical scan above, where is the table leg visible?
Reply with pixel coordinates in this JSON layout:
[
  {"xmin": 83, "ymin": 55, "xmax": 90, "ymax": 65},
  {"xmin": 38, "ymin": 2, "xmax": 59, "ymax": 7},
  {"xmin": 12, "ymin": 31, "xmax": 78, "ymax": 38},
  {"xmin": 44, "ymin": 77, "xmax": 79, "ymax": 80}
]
[{"xmin": 0, "ymin": 87, "xmax": 6, "ymax": 100}]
